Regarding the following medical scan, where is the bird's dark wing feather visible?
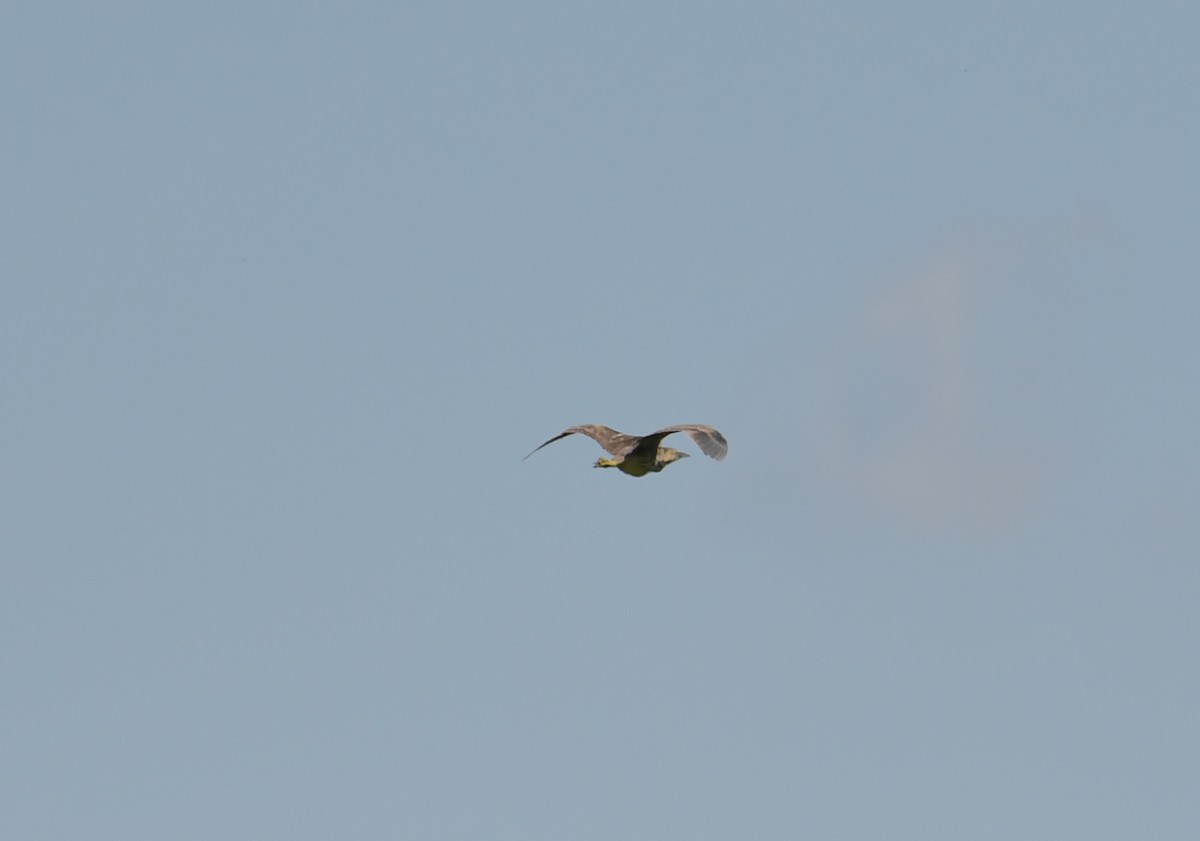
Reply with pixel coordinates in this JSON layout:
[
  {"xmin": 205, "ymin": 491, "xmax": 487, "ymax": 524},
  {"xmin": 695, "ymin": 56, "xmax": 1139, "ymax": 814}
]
[{"xmin": 523, "ymin": 424, "xmax": 640, "ymax": 459}]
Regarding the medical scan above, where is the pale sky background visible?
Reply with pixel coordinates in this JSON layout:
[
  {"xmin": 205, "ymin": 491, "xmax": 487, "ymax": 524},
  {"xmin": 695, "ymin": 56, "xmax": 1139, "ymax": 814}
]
[{"xmin": 3, "ymin": 2, "xmax": 1199, "ymax": 839}]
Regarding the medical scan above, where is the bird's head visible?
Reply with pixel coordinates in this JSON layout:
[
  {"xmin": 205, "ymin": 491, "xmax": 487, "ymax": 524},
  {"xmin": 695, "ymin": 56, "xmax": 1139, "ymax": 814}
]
[{"xmin": 656, "ymin": 448, "xmax": 689, "ymax": 466}]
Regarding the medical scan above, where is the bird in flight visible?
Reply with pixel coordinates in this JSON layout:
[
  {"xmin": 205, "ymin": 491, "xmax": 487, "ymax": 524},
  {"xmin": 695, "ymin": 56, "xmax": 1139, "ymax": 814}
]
[{"xmin": 524, "ymin": 424, "xmax": 728, "ymax": 477}]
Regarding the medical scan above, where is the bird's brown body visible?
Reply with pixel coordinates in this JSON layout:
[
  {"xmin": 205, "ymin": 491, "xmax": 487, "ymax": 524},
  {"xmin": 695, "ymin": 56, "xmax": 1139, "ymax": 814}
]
[{"xmin": 524, "ymin": 424, "xmax": 728, "ymax": 477}]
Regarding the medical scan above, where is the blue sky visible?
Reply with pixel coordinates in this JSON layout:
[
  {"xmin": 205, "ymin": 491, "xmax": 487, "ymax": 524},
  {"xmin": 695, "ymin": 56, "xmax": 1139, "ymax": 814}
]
[{"xmin": 3, "ymin": 2, "xmax": 1198, "ymax": 838}]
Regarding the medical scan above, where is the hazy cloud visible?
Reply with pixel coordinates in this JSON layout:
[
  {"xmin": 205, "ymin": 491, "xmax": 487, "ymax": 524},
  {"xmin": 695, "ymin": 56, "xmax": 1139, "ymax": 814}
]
[{"xmin": 813, "ymin": 242, "xmax": 1046, "ymax": 535}]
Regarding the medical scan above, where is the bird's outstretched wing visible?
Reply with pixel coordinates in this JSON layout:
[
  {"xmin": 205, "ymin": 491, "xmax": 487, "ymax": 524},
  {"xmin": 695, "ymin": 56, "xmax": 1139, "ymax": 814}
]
[
  {"xmin": 523, "ymin": 424, "xmax": 643, "ymax": 460},
  {"xmin": 642, "ymin": 424, "xmax": 729, "ymax": 460}
]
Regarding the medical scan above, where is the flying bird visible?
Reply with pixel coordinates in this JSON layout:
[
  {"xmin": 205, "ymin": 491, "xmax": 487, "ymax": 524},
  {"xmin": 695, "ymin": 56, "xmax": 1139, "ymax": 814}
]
[{"xmin": 524, "ymin": 424, "xmax": 728, "ymax": 477}]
